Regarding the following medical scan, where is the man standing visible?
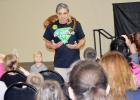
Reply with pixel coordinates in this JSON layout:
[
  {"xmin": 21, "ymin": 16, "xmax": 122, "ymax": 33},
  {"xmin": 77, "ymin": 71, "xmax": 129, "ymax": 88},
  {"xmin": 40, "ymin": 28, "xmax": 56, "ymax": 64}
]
[{"xmin": 43, "ymin": 3, "xmax": 85, "ymax": 81}]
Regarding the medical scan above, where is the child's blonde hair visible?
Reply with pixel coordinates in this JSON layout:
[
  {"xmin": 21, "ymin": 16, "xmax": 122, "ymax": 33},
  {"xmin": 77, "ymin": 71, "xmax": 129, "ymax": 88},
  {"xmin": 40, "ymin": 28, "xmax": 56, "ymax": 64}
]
[
  {"xmin": 26, "ymin": 73, "xmax": 44, "ymax": 90},
  {"xmin": 4, "ymin": 54, "xmax": 18, "ymax": 71},
  {"xmin": 33, "ymin": 51, "xmax": 42, "ymax": 58}
]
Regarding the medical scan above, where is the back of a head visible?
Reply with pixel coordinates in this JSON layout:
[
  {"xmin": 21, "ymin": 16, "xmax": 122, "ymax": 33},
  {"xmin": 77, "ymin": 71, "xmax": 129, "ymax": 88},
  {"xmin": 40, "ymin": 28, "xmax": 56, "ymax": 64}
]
[
  {"xmin": 26, "ymin": 73, "xmax": 44, "ymax": 90},
  {"xmin": 83, "ymin": 47, "xmax": 97, "ymax": 60},
  {"xmin": 4, "ymin": 54, "xmax": 18, "ymax": 71},
  {"xmin": 110, "ymin": 37, "xmax": 130, "ymax": 60},
  {"xmin": 69, "ymin": 60, "xmax": 108, "ymax": 100},
  {"xmin": 100, "ymin": 51, "xmax": 136, "ymax": 99},
  {"xmin": 41, "ymin": 80, "xmax": 65, "ymax": 100}
]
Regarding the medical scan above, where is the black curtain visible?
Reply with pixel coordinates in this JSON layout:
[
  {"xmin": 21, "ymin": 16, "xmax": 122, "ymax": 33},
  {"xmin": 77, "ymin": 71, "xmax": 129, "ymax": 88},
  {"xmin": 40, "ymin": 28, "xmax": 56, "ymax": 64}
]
[{"xmin": 113, "ymin": 2, "xmax": 140, "ymax": 37}]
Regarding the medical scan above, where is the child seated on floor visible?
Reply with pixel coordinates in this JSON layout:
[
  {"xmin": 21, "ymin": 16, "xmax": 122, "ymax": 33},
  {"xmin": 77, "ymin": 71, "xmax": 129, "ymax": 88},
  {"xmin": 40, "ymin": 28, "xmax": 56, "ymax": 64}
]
[{"xmin": 30, "ymin": 51, "xmax": 48, "ymax": 73}]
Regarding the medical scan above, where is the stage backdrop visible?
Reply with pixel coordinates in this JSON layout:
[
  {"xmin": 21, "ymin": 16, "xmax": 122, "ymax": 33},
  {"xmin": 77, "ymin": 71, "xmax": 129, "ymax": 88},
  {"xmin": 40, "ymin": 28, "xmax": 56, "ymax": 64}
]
[{"xmin": 113, "ymin": 2, "xmax": 140, "ymax": 37}]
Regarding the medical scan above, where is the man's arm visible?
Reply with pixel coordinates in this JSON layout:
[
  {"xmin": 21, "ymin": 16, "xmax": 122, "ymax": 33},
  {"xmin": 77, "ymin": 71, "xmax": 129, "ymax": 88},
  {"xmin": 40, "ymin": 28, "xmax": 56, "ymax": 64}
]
[{"xmin": 77, "ymin": 37, "xmax": 86, "ymax": 48}]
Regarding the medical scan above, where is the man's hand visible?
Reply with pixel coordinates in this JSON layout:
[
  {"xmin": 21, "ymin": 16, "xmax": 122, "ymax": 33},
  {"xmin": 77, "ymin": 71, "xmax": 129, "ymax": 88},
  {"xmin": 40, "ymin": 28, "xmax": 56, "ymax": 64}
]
[
  {"xmin": 66, "ymin": 37, "xmax": 86, "ymax": 49},
  {"xmin": 45, "ymin": 39, "xmax": 63, "ymax": 49},
  {"xmin": 51, "ymin": 40, "xmax": 64, "ymax": 49},
  {"xmin": 66, "ymin": 41, "xmax": 78, "ymax": 49}
]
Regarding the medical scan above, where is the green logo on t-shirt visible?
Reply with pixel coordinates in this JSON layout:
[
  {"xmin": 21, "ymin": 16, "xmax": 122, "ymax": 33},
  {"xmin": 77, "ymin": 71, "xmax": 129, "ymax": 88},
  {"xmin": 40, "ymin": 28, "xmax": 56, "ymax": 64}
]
[
  {"xmin": 52, "ymin": 25, "xmax": 58, "ymax": 30},
  {"xmin": 54, "ymin": 27, "xmax": 75, "ymax": 44}
]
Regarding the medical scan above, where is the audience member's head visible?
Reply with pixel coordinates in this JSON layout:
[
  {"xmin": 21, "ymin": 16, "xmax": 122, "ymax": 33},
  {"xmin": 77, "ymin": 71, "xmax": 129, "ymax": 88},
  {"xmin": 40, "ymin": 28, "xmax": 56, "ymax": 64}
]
[
  {"xmin": 110, "ymin": 37, "xmax": 130, "ymax": 60},
  {"xmin": 26, "ymin": 73, "xmax": 44, "ymax": 90},
  {"xmin": 83, "ymin": 47, "xmax": 97, "ymax": 60},
  {"xmin": 33, "ymin": 51, "xmax": 43, "ymax": 63},
  {"xmin": 69, "ymin": 60, "xmax": 108, "ymax": 100},
  {"xmin": 134, "ymin": 32, "xmax": 140, "ymax": 52},
  {"xmin": 26, "ymin": 73, "xmax": 44, "ymax": 100},
  {"xmin": 4, "ymin": 54, "xmax": 18, "ymax": 71},
  {"xmin": 100, "ymin": 51, "xmax": 137, "ymax": 99},
  {"xmin": 36, "ymin": 80, "xmax": 65, "ymax": 100}
]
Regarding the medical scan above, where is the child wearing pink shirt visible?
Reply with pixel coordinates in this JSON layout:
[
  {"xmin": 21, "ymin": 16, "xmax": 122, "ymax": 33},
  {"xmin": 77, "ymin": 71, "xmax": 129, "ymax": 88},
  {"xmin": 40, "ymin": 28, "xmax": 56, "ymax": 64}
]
[{"xmin": 0, "ymin": 54, "xmax": 5, "ymax": 78}]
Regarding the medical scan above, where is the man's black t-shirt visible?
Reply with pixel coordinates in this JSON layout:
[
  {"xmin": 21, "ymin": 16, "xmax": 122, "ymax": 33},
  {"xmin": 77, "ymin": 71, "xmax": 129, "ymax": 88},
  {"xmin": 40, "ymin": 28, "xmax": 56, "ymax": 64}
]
[{"xmin": 43, "ymin": 20, "xmax": 85, "ymax": 68}]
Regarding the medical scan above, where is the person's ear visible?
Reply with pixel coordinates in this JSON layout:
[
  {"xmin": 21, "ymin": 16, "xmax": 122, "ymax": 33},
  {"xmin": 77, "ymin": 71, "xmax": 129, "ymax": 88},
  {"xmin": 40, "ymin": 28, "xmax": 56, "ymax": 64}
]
[{"xmin": 68, "ymin": 86, "xmax": 76, "ymax": 100}]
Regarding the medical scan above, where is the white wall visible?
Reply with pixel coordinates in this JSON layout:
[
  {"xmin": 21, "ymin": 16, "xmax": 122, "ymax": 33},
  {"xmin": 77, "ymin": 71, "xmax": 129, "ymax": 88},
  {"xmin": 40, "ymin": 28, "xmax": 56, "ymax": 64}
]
[{"xmin": 0, "ymin": 0, "xmax": 139, "ymax": 62}]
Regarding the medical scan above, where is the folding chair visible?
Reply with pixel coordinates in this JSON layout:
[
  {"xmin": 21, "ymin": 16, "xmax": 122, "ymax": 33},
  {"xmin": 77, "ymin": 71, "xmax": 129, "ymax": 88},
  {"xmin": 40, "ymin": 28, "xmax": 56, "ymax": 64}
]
[
  {"xmin": 1, "ymin": 70, "xmax": 27, "ymax": 87},
  {"xmin": 4, "ymin": 82, "xmax": 37, "ymax": 100}
]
